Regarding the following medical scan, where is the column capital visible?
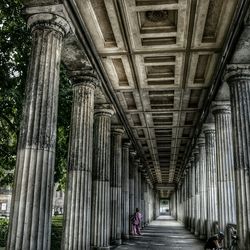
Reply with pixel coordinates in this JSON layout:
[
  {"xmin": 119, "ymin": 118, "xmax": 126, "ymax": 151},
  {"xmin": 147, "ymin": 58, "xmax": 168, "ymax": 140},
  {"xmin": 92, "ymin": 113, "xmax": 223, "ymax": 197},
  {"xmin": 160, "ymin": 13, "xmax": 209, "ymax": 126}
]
[
  {"xmin": 94, "ymin": 104, "xmax": 115, "ymax": 117},
  {"xmin": 197, "ymin": 136, "xmax": 205, "ymax": 146},
  {"xmin": 211, "ymin": 101, "xmax": 231, "ymax": 115},
  {"xmin": 122, "ymin": 141, "xmax": 131, "ymax": 148},
  {"xmin": 192, "ymin": 147, "xmax": 199, "ymax": 156},
  {"xmin": 203, "ymin": 123, "xmax": 215, "ymax": 134},
  {"xmin": 69, "ymin": 69, "xmax": 98, "ymax": 88},
  {"xmin": 27, "ymin": 13, "xmax": 70, "ymax": 36},
  {"xmin": 129, "ymin": 150, "xmax": 137, "ymax": 157},
  {"xmin": 224, "ymin": 64, "xmax": 250, "ymax": 83},
  {"xmin": 111, "ymin": 127, "xmax": 125, "ymax": 135}
]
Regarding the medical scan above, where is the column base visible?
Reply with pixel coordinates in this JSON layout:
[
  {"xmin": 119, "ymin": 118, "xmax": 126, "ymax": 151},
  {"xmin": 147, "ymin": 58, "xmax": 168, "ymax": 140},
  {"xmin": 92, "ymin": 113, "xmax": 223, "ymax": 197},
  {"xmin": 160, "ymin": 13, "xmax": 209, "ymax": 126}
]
[
  {"xmin": 194, "ymin": 231, "xmax": 199, "ymax": 237},
  {"xmin": 113, "ymin": 239, "xmax": 122, "ymax": 245},
  {"xmin": 122, "ymin": 234, "xmax": 130, "ymax": 240}
]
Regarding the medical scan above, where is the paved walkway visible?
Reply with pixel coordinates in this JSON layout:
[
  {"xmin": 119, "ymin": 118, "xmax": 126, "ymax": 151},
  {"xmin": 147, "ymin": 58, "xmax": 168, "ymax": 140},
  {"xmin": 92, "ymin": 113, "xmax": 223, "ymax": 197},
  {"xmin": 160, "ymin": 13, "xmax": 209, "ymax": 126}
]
[{"xmin": 114, "ymin": 216, "xmax": 205, "ymax": 250}]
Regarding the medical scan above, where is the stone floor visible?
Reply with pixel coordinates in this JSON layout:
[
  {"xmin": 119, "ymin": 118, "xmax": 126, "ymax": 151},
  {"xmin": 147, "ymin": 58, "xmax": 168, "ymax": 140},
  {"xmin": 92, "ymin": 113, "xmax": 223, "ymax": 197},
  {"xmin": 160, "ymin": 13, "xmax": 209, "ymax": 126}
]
[{"xmin": 114, "ymin": 216, "xmax": 205, "ymax": 250}]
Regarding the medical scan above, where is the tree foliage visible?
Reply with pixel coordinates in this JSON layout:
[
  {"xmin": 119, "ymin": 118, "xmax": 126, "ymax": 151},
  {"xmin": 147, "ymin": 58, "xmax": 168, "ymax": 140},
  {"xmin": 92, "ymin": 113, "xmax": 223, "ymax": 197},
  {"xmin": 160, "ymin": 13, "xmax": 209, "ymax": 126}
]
[{"xmin": 0, "ymin": 0, "xmax": 72, "ymax": 189}]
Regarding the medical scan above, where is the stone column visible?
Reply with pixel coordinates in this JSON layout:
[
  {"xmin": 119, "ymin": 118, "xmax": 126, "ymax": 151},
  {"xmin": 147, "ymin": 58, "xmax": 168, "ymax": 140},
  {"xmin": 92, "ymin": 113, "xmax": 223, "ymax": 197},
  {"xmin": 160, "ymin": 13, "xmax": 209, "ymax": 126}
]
[
  {"xmin": 203, "ymin": 123, "xmax": 218, "ymax": 238},
  {"xmin": 91, "ymin": 104, "xmax": 114, "ymax": 250},
  {"xmin": 7, "ymin": 13, "xmax": 69, "ymax": 250},
  {"xmin": 110, "ymin": 128, "xmax": 124, "ymax": 245},
  {"xmin": 190, "ymin": 155, "xmax": 196, "ymax": 234},
  {"xmin": 62, "ymin": 71, "xmax": 97, "ymax": 250},
  {"xmin": 121, "ymin": 142, "xmax": 130, "ymax": 239},
  {"xmin": 225, "ymin": 65, "xmax": 250, "ymax": 249},
  {"xmin": 197, "ymin": 136, "xmax": 207, "ymax": 239},
  {"xmin": 129, "ymin": 151, "xmax": 136, "ymax": 218},
  {"xmin": 193, "ymin": 147, "xmax": 200, "ymax": 236},
  {"xmin": 140, "ymin": 175, "xmax": 146, "ymax": 228},
  {"xmin": 183, "ymin": 170, "xmax": 188, "ymax": 227},
  {"xmin": 134, "ymin": 159, "xmax": 140, "ymax": 210},
  {"xmin": 138, "ymin": 167, "xmax": 142, "ymax": 211},
  {"xmin": 212, "ymin": 102, "xmax": 236, "ymax": 238},
  {"xmin": 188, "ymin": 162, "xmax": 192, "ymax": 230}
]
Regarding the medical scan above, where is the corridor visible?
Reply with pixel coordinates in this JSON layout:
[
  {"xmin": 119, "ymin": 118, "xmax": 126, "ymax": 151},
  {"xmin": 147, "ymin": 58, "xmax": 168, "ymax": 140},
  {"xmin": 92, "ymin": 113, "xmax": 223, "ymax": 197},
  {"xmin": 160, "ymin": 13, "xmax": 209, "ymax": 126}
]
[{"xmin": 114, "ymin": 216, "xmax": 204, "ymax": 250}]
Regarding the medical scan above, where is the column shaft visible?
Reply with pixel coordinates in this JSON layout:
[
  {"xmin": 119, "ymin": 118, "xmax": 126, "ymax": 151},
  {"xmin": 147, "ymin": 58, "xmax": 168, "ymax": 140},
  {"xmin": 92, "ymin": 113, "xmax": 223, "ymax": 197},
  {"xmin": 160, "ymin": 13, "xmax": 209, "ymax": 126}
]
[
  {"xmin": 62, "ymin": 72, "xmax": 96, "ymax": 250},
  {"xmin": 225, "ymin": 65, "xmax": 250, "ymax": 249},
  {"xmin": 7, "ymin": 13, "xmax": 69, "ymax": 250},
  {"xmin": 121, "ymin": 142, "xmax": 130, "ymax": 239},
  {"xmin": 110, "ymin": 128, "xmax": 124, "ymax": 245},
  {"xmin": 212, "ymin": 102, "xmax": 236, "ymax": 237},
  {"xmin": 203, "ymin": 124, "xmax": 218, "ymax": 238},
  {"xmin": 198, "ymin": 137, "xmax": 207, "ymax": 239},
  {"xmin": 91, "ymin": 105, "xmax": 114, "ymax": 249},
  {"xmin": 194, "ymin": 148, "xmax": 200, "ymax": 236},
  {"xmin": 134, "ymin": 160, "xmax": 139, "ymax": 210}
]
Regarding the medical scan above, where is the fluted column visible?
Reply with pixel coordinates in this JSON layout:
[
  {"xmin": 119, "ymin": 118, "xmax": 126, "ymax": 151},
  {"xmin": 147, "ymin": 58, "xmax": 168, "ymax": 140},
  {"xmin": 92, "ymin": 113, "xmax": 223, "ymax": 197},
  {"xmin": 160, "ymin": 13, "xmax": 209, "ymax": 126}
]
[
  {"xmin": 212, "ymin": 102, "xmax": 236, "ymax": 245},
  {"xmin": 62, "ymin": 71, "xmax": 97, "ymax": 250},
  {"xmin": 188, "ymin": 162, "xmax": 192, "ymax": 230},
  {"xmin": 129, "ymin": 151, "xmax": 136, "ymax": 223},
  {"xmin": 110, "ymin": 128, "xmax": 124, "ymax": 245},
  {"xmin": 91, "ymin": 104, "xmax": 114, "ymax": 250},
  {"xmin": 203, "ymin": 123, "xmax": 218, "ymax": 238},
  {"xmin": 193, "ymin": 147, "xmax": 200, "ymax": 236},
  {"xmin": 140, "ymin": 174, "xmax": 146, "ymax": 227},
  {"xmin": 138, "ymin": 166, "xmax": 142, "ymax": 211},
  {"xmin": 190, "ymin": 155, "xmax": 196, "ymax": 234},
  {"xmin": 121, "ymin": 142, "xmax": 130, "ymax": 239},
  {"xmin": 134, "ymin": 159, "xmax": 140, "ymax": 210},
  {"xmin": 7, "ymin": 12, "xmax": 69, "ymax": 250},
  {"xmin": 197, "ymin": 136, "xmax": 207, "ymax": 239},
  {"xmin": 225, "ymin": 65, "xmax": 250, "ymax": 249}
]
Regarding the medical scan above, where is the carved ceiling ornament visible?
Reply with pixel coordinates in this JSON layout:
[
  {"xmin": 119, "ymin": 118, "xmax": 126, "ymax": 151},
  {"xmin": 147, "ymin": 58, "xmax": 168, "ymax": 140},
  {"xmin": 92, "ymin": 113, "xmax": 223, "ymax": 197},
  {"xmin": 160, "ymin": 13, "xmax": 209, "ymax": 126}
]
[{"xmin": 145, "ymin": 10, "xmax": 168, "ymax": 23}]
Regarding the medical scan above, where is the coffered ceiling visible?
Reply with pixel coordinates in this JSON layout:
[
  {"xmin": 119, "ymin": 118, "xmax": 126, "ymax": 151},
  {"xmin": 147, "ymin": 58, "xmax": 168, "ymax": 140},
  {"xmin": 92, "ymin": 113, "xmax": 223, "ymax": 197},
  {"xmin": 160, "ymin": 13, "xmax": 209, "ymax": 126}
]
[{"xmin": 73, "ymin": 0, "xmax": 238, "ymax": 195}]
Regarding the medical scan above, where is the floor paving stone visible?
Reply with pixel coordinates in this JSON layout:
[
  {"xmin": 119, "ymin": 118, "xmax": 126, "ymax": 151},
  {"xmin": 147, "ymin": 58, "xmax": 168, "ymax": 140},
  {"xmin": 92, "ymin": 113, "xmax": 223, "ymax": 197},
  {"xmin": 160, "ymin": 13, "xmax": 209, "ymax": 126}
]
[{"xmin": 114, "ymin": 216, "xmax": 205, "ymax": 250}]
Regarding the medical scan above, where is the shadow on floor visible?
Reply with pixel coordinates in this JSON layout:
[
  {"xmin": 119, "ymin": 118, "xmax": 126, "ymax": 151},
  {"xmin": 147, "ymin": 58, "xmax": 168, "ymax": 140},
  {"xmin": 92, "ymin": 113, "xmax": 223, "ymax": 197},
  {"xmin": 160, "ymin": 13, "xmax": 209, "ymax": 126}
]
[{"xmin": 114, "ymin": 215, "xmax": 205, "ymax": 250}]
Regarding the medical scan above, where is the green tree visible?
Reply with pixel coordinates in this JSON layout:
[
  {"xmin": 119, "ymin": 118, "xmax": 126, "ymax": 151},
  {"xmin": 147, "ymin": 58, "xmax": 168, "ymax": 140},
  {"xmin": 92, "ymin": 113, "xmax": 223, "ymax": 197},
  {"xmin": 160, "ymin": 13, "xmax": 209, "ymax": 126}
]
[{"xmin": 0, "ymin": 0, "xmax": 72, "ymax": 188}]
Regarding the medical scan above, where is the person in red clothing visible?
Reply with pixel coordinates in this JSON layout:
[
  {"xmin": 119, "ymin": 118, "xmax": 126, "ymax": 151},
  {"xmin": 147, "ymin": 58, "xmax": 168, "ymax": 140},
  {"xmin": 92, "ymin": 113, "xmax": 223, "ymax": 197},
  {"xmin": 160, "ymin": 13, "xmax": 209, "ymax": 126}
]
[{"xmin": 131, "ymin": 208, "xmax": 142, "ymax": 236}]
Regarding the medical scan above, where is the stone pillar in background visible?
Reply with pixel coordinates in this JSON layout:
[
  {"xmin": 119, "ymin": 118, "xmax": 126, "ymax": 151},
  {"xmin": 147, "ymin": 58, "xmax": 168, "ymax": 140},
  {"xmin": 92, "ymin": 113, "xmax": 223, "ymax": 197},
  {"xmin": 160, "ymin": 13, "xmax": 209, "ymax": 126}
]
[
  {"xmin": 197, "ymin": 136, "xmax": 207, "ymax": 239},
  {"xmin": 193, "ymin": 147, "xmax": 200, "ymax": 236},
  {"xmin": 212, "ymin": 101, "xmax": 236, "ymax": 247},
  {"xmin": 138, "ymin": 166, "xmax": 142, "ymax": 212},
  {"xmin": 190, "ymin": 155, "xmax": 196, "ymax": 234},
  {"xmin": 91, "ymin": 104, "xmax": 114, "ymax": 249},
  {"xmin": 187, "ymin": 162, "xmax": 192, "ymax": 231},
  {"xmin": 225, "ymin": 65, "xmax": 250, "ymax": 249},
  {"xmin": 110, "ymin": 128, "xmax": 124, "ymax": 245},
  {"xmin": 134, "ymin": 159, "xmax": 140, "ymax": 210},
  {"xmin": 183, "ymin": 170, "xmax": 188, "ymax": 227},
  {"xmin": 129, "ymin": 151, "xmax": 136, "ymax": 219},
  {"xmin": 121, "ymin": 141, "xmax": 130, "ymax": 239},
  {"xmin": 7, "ymin": 12, "xmax": 70, "ymax": 250},
  {"xmin": 203, "ymin": 123, "xmax": 218, "ymax": 238},
  {"xmin": 140, "ymin": 174, "xmax": 145, "ymax": 227},
  {"xmin": 62, "ymin": 70, "xmax": 97, "ymax": 250}
]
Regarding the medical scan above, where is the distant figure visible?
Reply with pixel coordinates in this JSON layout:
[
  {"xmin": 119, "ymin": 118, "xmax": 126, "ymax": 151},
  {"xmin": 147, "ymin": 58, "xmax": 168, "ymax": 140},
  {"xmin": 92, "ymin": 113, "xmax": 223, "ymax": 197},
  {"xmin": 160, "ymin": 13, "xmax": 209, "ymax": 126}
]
[
  {"xmin": 131, "ymin": 208, "xmax": 142, "ymax": 236},
  {"xmin": 204, "ymin": 232, "xmax": 224, "ymax": 249}
]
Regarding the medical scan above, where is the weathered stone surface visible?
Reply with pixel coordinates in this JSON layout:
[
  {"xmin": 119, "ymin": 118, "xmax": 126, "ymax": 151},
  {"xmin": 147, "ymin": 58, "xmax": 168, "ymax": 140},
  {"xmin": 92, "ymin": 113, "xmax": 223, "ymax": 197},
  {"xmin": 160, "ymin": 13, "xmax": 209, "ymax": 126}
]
[
  {"xmin": 225, "ymin": 64, "xmax": 250, "ymax": 250},
  {"xmin": 121, "ymin": 142, "xmax": 131, "ymax": 239},
  {"xmin": 197, "ymin": 136, "xmax": 207, "ymax": 240},
  {"xmin": 212, "ymin": 101, "xmax": 236, "ymax": 247},
  {"xmin": 203, "ymin": 123, "xmax": 218, "ymax": 238},
  {"xmin": 110, "ymin": 128, "xmax": 124, "ymax": 245},
  {"xmin": 91, "ymin": 104, "xmax": 115, "ymax": 249},
  {"xmin": 7, "ymin": 12, "xmax": 69, "ymax": 250},
  {"xmin": 62, "ymin": 71, "xmax": 97, "ymax": 250}
]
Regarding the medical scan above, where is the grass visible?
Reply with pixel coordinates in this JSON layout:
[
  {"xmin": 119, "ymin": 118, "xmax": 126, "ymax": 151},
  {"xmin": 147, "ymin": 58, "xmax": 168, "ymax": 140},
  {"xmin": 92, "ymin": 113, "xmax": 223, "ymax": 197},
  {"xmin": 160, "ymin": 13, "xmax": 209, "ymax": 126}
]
[{"xmin": 0, "ymin": 216, "xmax": 64, "ymax": 250}]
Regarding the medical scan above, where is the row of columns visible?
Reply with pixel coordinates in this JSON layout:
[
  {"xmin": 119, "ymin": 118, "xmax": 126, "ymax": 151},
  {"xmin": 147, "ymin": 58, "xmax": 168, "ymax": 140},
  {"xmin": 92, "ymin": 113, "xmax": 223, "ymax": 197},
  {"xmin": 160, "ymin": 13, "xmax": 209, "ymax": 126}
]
[
  {"xmin": 175, "ymin": 82, "xmax": 250, "ymax": 249},
  {"xmin": 6, "ymin": 10, "xmax": 160, "ymax": 250}
]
